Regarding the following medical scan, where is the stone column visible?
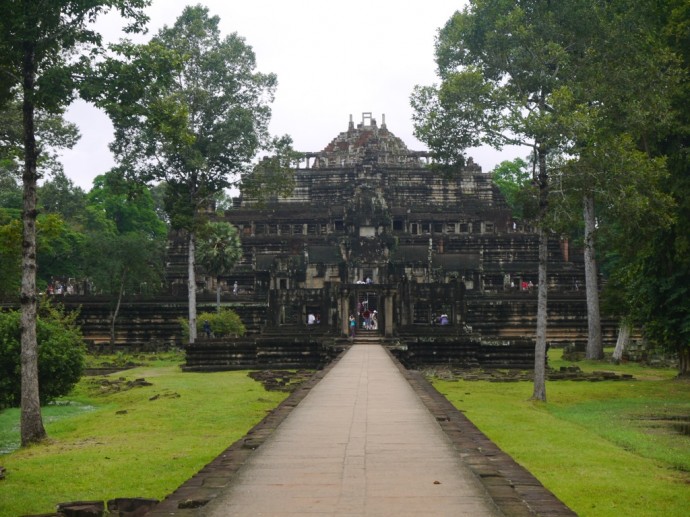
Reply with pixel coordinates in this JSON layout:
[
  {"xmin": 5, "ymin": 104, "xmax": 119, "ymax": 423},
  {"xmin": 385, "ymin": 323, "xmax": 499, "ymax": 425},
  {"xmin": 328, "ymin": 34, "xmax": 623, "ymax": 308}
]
[
  {"xmin": 340, "ymin": 289, "xmax": 349, "ymax": 337},
  {"xmin": 384, "ymin": 291, "xmax": 394, "ymax": 337}
]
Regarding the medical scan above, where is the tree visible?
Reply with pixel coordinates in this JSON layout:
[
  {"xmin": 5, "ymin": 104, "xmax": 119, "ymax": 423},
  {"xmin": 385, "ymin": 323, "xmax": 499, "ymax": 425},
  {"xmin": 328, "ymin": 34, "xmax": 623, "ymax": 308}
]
[
  {"xmin": 0, "ymin": 215, "xmax": 22, "ymax": 296},
  {"xmin": 240, "ymin": 135, "xmax": 301, "ymax": 206},
  {"xmin": 87, "ymin": 171, "xmax": 167, "ymax": 237},
  {"xmin": 39, "ymin": 170, "xmax": 87, "ymax": 222},
  {"xmin": 618, "ymin": 1, "xmax": 690, "ymax": 376},
  {"xmin": 0, "ymin": 210, "xmax": 87, "ymax": 296},
  {"xmin": 490, "ymin": 158, "xmax": 536, "ymax": 221},
  {"xmin": 83, "ymin": 172, "xmax": 167, "ymax": 344},
  {"xmin": 543, "ymin": 0, "xmax": 678, "ymax": 360},
  {"xmin": 412, "ymin": 0, "xmax": 680, "ymax": 394},
  {"xmin": 87, "ymin": 5, "xmax": 278, "ymax": 343},
  {"xmin": 179, "ymin": 308, "xmax": 246, "ymax": 340},
  {"xmin": 1, "ymin": 101, "xmax": 86, "ymax": 296},
  {"xmin": 196, "ymin": 221, "xmax": 242, "ymax": 311},
  {"xmin": 0, "ymin": 301, "xmax": 85, "ymax": 409},
  {"xmin": 0, "ymin": 0, "xmax": 149, "ymax": 445},
  {"xmin": 412, "ymin": 1, "xmax": 590, "ymax": 401},
  {"xmin": 36, "ymin": 213, "xmax": 87, "ymax": 289},
  {"xmin": 85, "ymin": 231, "xmax": 164, "ymax": 343},
  {"xmin": 551, "ymin": 133, "xmax": 671, "ymax": 360},
  {"xmin": 0, "ymin": 97, "xmax": 79, "ymax": 182},
  {"xmin": 0, "ymin": 170, "xmax": 23, "ymax": 210}
]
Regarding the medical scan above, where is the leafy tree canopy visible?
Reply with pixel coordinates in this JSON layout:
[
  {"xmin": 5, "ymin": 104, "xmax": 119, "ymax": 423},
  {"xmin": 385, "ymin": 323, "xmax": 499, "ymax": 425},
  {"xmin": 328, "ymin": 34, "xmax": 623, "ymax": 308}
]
[
  {"xmin": 0, "ymin": 0, "xmax": 150, "ymax": 113},
  {"xmin": 0, "ymin": 98, "xmax": 80, "ymax": 182},
  {"xmin": 491, "ymin": 158, "xmax": 536, "ymax": 221},
  {"xmin": 0, "ymin": 212, "xmax": 86, "ymax": 295},
  {"xmin": 241, "ymin": 135, "xmax": 301, "ymax": 206},
  {"xmin": 196, "ymin": 221, "xmax": 242, "ymax": 279},
  {"xmin": 84, "ymin": 4, "xmax": 278, "ymax": 225},
  {"xmin": 0, "ymin": 0, "xmax": 151, "ymax": 446},
  {"xmin": 39, "ymin": 170, "xmax": 87, "ymax": 223},
  {"xmin": 0, "ymin": 169, "xmax": 22, "ymax": 210},
  {"xmin": 87, "ymin": 171, "xmax": 167, "ymax": 238},
  {"xmin": 81, "ymin": 4, "xmax": 282, "ymax": 344},
  {"xmin": 180, "ymin": 308, "xmax": 246, "ymax": 340},
  {"xmin": 0, "ymin": 301, "xmax": 85, "ymax": 409}
]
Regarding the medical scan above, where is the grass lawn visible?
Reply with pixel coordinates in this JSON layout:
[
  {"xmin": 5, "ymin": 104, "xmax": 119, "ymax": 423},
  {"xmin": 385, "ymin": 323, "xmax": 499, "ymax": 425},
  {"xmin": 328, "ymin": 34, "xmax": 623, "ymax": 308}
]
[
  {"xmin": 2, "ymin": 349, "xmax": 688, "ymax": 517},
  {"xmin": 0, "ymin": 353, "xmax": 288, "ymax": 517},
  {"xmin": 432, "ymin": 349, "xmax": 690, "ymax": 517}
]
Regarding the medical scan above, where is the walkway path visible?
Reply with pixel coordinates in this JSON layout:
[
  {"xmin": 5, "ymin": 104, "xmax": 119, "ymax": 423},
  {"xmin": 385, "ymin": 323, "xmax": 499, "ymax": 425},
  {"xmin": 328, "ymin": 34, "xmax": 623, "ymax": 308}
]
[
  {"xmin": 147, "ymin": 340, "xmax": 576, "ymax": 516},
  {"xmin": 203, "ymin": 343, "xmax": 500, "ymax": 516}
]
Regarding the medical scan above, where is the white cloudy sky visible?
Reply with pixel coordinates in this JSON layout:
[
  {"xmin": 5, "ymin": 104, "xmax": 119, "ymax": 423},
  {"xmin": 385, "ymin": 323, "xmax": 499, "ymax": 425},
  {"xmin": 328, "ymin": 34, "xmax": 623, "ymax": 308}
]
[{"xmin": 61, "ymin": 0, "xmax": 523, "ymax": 190}]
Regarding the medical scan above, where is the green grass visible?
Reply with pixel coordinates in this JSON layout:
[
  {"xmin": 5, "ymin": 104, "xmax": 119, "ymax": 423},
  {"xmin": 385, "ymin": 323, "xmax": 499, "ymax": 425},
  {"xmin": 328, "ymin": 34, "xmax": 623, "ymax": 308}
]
[
  {"xmin": 3, "ymin": 349, "xmax": 688, "ymax": 517},
  {"xmin": 432, "ymin": 351, "xmax": 690, "ymax": 517},
  {"xmin": 83, "ymin": 349, "xmax": 186, "ymax": 369},
  {"xmin": 0, "ymin": 401, "xmax": 97, "ymax": 455},
  {"xmin": 0, "ymin": 362, "xmax": 288, "ymax": 517}
]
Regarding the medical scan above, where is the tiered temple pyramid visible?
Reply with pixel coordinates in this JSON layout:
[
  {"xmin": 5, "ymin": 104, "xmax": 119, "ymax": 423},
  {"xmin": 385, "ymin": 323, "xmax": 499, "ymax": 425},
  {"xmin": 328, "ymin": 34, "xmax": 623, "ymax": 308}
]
[{"xmin": 167, "ymin": 112, "xmax": 614, "ymax": 367}]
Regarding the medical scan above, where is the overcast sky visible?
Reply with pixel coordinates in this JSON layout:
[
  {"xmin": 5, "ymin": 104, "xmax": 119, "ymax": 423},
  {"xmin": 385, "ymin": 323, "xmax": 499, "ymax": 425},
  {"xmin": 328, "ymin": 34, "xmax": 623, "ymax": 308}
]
[{"xmin": 60, "ymin": 0, "xmax": 523, "ymax": 190}]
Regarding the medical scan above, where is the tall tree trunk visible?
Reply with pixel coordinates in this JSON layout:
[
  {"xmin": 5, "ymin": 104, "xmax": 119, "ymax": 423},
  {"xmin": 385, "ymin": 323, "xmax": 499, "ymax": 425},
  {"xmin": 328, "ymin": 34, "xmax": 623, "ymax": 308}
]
[
  {"xmin": 20, "ymin": 41, "xmax": 46, "ymax": 445},
  {"xmin": 533, "ymin": 225, "xmax": 548, "ymax": 401},
  {"xmin": 583, "ymin": 193, "xmax": 603, "ymax": 359},
  {"xmin": 612, "ymin": 320, "xmax": 631, "ymax": 362},
  {"xmin": 532, "ymin": 146, "xmax": 549, "ymax": 402},
  {"xmin": 110, "ymin": 269, "xmax": 127, "ymax": 346},
  {"xmin": 216, "ymin": 276, "xmax": 221, "ymax": 312},
  {"xmin": 678, "ymin": 347, "xmax": 689, "ymax": 377},
  {"xmin": 188, "ymin": 231, "xmax": 197, "ymax": 343}
]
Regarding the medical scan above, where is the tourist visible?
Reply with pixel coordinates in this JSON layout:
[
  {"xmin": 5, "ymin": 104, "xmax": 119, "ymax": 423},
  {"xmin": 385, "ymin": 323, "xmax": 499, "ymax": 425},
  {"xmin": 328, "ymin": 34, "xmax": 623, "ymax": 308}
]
[
  {"xmin": 203, "ymin": 320, "xmax": 211, "ymax": 338},
  {"xmin": 307, "ymin": 313, "xmax": 316, "ymax": 325},
  {"xmin": 371, "ymin": 310, "xmax": 378, "ymax": 330},
  {"xmin": 362, "ymin": 308, "xmax": 371, "ymax": 329},
  {"xmin": 349, "ymin": 314, "xmax": 356, "ymax": 338},
  {"xmin": 233, "ymin": 281, "xmax": 238, "ymax": 295},
  {"xmin": 440, "ymin": 313, "xmax": 449, "ymax": 325}
]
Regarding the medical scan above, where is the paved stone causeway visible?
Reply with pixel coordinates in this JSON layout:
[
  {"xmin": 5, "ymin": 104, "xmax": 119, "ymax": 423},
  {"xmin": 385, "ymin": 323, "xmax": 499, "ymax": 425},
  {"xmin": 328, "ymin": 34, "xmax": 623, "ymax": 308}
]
[{"xmin": 146, "ymin": 344, "xmax": 576, "ymax": 516}]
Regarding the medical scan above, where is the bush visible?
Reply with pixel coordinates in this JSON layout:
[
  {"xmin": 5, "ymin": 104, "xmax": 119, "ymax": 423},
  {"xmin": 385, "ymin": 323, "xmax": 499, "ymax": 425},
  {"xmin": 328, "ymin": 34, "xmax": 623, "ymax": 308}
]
[
  {"xmin": 179, "ymin": 308, "xmax": 246, "ymax": 340},
  {"xmin": 0, "ymin": 302, "xmax": 86, "ymax": 409}
]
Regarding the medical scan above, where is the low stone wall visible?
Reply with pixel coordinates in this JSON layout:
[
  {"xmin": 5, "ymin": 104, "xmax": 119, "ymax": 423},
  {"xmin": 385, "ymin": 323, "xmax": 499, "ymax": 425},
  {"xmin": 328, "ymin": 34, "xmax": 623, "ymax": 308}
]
[
  {"xmin": 26, "ymin": 295, "xmax": 270, "ymax": 347},
  {"xmin": 389, "ymin": 333, "xmax": 536, "ymax": 369},
  {"xmin": 183, "ymin": 330, "xmax": 342, "ymax": 372},
  {"xmin": 464, "ymin": 292, "xmax": 619, "ymax": 347}
]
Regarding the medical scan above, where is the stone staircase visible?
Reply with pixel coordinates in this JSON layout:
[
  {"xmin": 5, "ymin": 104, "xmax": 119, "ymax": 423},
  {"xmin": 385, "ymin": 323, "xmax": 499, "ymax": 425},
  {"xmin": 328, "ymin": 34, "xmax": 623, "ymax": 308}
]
[
  {"xmin": 346, "ymin": 328, "xmax": 535, "ymax": 370},
  {"xmin": 183, "ymin": 325, "xmax": 340, "ymax": 372},
  {"xmin": 350, "ymin": 329, "xmax": 382, "ymax": 345}
]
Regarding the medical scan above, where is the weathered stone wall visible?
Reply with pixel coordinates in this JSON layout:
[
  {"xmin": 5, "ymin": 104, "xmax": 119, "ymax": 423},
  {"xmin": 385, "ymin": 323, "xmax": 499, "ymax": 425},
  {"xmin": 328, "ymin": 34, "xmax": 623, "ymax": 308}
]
[
  {"xmin": 41, "ymin": 114, "xmax": 615, "ymax": 368},
  {"xmin": 183, "ymin": 326, "xmax": 341, "ymax": 371},
  {"xmin": 42, "ymin": 295, "xmax": 269, "ymax": 348},
  {"xmin": 390, "ymin": 335, "xmax": 537, "ymax": 370}
]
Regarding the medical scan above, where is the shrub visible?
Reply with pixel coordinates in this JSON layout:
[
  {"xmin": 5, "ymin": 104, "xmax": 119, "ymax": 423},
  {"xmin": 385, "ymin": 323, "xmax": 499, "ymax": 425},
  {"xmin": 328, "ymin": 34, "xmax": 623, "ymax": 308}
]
[
  {"xmin": 0, "ymin": 302, "xmax": 86, "ymax": 409},
  {"xmin": 179, "ymin": 308, "xmax": 246, "ymax": 340}
]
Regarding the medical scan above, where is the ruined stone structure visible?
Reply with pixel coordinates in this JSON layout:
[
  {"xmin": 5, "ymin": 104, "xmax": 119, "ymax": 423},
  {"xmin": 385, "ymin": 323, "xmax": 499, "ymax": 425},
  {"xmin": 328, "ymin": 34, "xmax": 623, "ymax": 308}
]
[
  {"xmin": 36, "ymin": 113, "xmax": 613, "ymax": 367},
  {"xmin": 172, "ymin": 113, "xmax": 616, "ymax": 369}
]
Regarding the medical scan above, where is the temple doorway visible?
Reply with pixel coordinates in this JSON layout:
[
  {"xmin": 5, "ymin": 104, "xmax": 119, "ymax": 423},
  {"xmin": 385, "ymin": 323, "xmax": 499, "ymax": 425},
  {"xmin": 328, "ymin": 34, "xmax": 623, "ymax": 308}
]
[{"xmin": 353, "ymin": 290, "xmax": 380, "ymax": 331}]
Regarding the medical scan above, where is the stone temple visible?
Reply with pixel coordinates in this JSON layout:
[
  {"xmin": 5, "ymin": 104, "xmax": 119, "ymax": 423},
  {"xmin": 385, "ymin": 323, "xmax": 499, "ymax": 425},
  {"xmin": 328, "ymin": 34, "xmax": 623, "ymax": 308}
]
[
  {"xmin": 58, "ymin": 113, "xmax": 615, "ymax": 367},
  {"xmin": 164, "ymin": 112, "xmax": 617, "ymax": 370}
]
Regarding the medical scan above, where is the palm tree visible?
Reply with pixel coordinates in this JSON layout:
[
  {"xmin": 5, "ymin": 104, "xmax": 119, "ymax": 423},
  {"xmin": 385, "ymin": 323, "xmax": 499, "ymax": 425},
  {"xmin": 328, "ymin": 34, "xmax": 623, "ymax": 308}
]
[{"xmin": 196, "ymin": 222, "xmax": 242, "ymax": 311}]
